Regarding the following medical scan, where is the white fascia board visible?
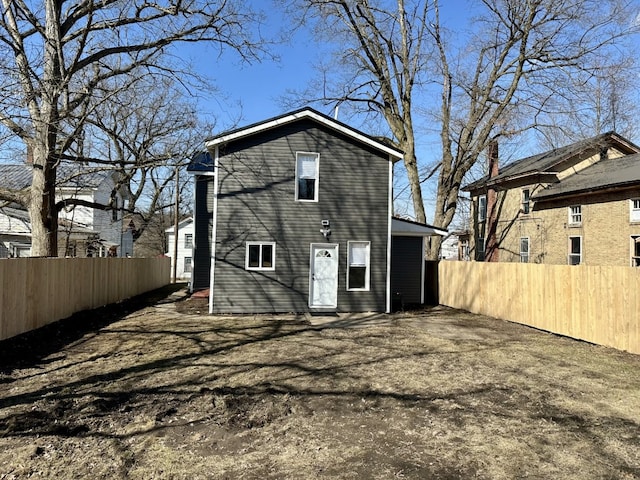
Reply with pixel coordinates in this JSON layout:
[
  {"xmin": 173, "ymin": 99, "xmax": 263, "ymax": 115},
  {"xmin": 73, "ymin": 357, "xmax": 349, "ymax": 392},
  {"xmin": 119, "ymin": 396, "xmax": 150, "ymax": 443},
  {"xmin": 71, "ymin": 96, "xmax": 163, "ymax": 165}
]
[
  {"xmin": 205, "ymin": 109, "xmax": 404, "ymax": 161},
  {"xmin": 391, "ymin": 218, "xmax": 447, "ymax": 237}
]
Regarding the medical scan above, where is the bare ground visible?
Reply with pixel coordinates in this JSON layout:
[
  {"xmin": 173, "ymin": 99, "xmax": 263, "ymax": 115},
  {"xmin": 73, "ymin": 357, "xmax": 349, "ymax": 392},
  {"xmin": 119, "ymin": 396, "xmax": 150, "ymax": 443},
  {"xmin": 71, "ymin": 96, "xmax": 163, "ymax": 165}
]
[{"xmin": 1, "ymin": 284, "xmax": 639, "ymax": 479}]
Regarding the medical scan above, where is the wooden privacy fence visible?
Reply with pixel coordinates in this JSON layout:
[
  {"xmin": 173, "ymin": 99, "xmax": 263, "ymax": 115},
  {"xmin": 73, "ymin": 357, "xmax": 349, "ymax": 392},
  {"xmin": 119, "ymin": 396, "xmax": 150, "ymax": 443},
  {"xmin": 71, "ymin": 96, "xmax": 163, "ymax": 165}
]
[
  {"xmin": 438, "ymin": 261, "xmax": 640, "ymax": 355},
  {"xmin": 0, "ymin": 257, "xmax": 170, "ymax": 342}
]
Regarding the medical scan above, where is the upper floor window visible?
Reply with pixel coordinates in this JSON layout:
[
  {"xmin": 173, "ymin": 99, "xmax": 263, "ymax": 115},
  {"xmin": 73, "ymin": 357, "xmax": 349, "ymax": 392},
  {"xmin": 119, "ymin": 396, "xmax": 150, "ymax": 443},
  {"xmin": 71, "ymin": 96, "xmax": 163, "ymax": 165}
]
[
  {"xmin": 246, "ymin": 242, "xmax": 276, "ymax": 271},
  {"xmin": 568, "ymin": 236, "xmax": 582, "ymax": 265},
  {"xmin": 112, "ymin": 198, "xmax": 119, "ymax": 221},
  {"xmin": 520, "ymin": 237, "xmax": 529, "ymax": 263},
  {"xmin": 568, "ymin": 205, "xmax": 582, "ymax": 226},
  {"xmin": 521, "ymin": 189, "xmax": 530, "ymax": 214},
  {"xmin": 631, "ymin": 199, "xmax": 640, "ymax": 223},
  {"xmin": 632, "ymin": 236, "xmax": 640, "ymax": 267},
  {"xmin": 295, "ymin": 152, "xmax": 319, "ymax": 202},
  {"xmin": 347, "ymin": 241, "xmax": 370, "ymax": 291},
  {"xmin": 184, "ymin": 233, "xmax": 193, "ymax": 249},
  {"xmin": 478, "ymin": 195, "xmax": 487, "ymax": 222}
]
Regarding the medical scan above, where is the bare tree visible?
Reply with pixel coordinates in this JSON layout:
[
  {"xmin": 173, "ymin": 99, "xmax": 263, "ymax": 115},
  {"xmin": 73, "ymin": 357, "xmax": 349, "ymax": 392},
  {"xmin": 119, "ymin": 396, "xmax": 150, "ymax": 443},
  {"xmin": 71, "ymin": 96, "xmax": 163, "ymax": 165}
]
[
  {"xmin": 0, "ymin": 0, "xmax": 264, "ymax": 256},
  {"xmin": 280, "ymin": 0, "xmax": 639, "ymax": 258},
  {"xmin": 279, "ymin": 0, "xmax": 432, "ymax": 223}
]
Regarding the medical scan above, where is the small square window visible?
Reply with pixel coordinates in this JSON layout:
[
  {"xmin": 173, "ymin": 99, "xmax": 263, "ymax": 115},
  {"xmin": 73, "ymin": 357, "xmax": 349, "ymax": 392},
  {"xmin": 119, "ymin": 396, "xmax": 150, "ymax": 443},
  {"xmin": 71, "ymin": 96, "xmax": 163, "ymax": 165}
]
[
  {"xmin": 568, "ymin": 205, "xmax": 582, "ymax": 226},
  {"xmin": 246, "ymin": 242, "xmax": 276, "ymax": 271},
  {"xmin": 296, "ymin": 152, "xmax": 319, "ymax": 201},
  {"xmin": 184, "ymin": 233, "xmax": 193, "ymax": 249}
]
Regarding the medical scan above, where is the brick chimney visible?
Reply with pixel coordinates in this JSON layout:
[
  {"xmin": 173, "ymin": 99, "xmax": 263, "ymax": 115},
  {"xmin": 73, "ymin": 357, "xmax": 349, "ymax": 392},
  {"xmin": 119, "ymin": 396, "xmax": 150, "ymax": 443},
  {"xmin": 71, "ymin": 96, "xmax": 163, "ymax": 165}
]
[{"xmin": 485, "ymin": 140, "xmax": 499, "ymax": 262}]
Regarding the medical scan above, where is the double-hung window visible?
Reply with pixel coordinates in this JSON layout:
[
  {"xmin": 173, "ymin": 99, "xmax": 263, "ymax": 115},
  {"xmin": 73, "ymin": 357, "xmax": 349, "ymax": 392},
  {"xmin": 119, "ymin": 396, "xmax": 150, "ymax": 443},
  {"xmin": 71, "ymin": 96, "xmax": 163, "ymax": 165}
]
[
  {"xmin": 478, "ymin": 195, "xmax": 487, "ymax": 222},
  {"xmin": 521, "ymin": 189, "xmax": 530, "ymax": 214},
  {"xmin": 477, "ymin": 237, "xmax": 485, "ymax": 261},
  {"xmin": 520, "ymin": 237, "xmax": 530, "ymax": 263},
  {"xmin": 347, "ymin": 241, "xmax": 370, "ymax": 290},
  {"xmin": 568, "ymin": 205, "xmax": 582, "ymax": 226},
  {"xmin": 184, "ymin": 257, "xmax": 192, "ymax": 273},
  {"xmin": 631, "ymin": 199, "xmax": 640, "ymax": 223},
  {"xmin": 246, "ymin": 242, "xmax": 276, "ymax": 271},
  {"xmin": 184, "ymin": 233, "xmax": 193, "ymax": 249},
  {"xmin": 631, "ymin": 236, "xmax": 640, "ymax": 267},
  {"xmin": 568, "ymin": 236, "xmax": 582, "ymax": 265},
  {"xmin": 296, "ymin": 152, "xmax": 319, "ymax": 201}
]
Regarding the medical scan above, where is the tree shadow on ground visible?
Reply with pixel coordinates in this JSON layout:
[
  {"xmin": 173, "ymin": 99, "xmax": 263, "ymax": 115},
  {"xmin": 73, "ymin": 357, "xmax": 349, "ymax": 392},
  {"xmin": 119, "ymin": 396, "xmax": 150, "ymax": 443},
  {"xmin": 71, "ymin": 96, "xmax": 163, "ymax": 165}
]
[{"xmin": 0, "ymin": 283, "xmax": 186, "ymax": 375}]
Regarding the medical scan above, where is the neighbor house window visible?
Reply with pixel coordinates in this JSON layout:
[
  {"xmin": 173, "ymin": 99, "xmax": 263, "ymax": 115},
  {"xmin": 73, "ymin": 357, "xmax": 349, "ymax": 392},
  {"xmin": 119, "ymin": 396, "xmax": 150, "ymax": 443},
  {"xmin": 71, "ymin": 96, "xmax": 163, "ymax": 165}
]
[
  {"xmin": 184, "ymin": 233, "xmax": 193, "ymax": 249},
  {"xmin": 522, "ymin": 189, "xmax": 530, "ymax": 214},
  {"xmin": 112, "ymin": 198, "xmax": 118, "ymax": 221},
  {"xmin": 520, "ymin": 237, "xmax": 530, "ymax": 263},
  {"xmin": 477, "ymin": 237, "xmax": 485, "ymax": 261},
  {"xmin": 631, "ymin": 199, "xmax": 640, "ymax": 223},
  {"xmin": 245, "ymin": 242, "xmax": 275, "ymax": 270},
  {"xmin": 184, "ymin": 256, "xmax": 192, "ymax": 273},
  {"xmin": 568, "ymin": 205, "xmax": 582, "ymax": 226},
  {"xmin": 568, "ymin": 236, "xmax": 582, "ymax": 265},
  {"xmin": 347, "ymin": 241, "xmax": 370, "ymax": 290},
  {"xmin": 478, "ymin": 195, "xmax": 487, "ymax": 222},
  {"xmin": 295, "ymin": 152, "xmax": 319, "ymax": 201},
  {"xmin": 631, "ymin": 236, "xmax": 640, "ymax": 267}
]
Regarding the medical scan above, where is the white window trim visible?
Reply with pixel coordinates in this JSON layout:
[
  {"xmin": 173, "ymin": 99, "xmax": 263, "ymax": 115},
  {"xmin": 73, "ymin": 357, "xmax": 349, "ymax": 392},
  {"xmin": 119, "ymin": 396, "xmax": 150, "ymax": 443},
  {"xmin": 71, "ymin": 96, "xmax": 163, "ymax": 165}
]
[
  {"xmin": 347, "ymin": 241, "xmax": 370, "ymax": 291},
  {"xmin": 568, "ymin": 236, "xmax": 582, "ymax": 265},
  {"xmin": 521, "ymin": 189, "xmax": 530, "ymax": 215},
  {"xmin": 478, "ymin": 195, "xmax": 487, "ymax": 222},
  {"xmin": 520, "ymin": 237, "xmax": 530, "ymax": 263},
  {"xmin": 568, "ymin": 205, "xmax": 582, "ymax": 226},
  {"xmin": 630, "ymin": 199, "xmax": 640, "ymax": 223},
  {"xmin": 184, "ymin": 233, "xmax": 193, "ymax": 249},
  {"xmin": 245, "ymin": 242, "xmax": 276, "ymax": 271},
  {"xmin": 631, "ymin": 235, "xmax": 640, "ymax": 267},
  {"xmin": 184, "ymin": 256, "xmax": 192, "ymax": 273},
  {"xmin": 295, "ymin": 151, "xmax": 320, "ymax": 202}
]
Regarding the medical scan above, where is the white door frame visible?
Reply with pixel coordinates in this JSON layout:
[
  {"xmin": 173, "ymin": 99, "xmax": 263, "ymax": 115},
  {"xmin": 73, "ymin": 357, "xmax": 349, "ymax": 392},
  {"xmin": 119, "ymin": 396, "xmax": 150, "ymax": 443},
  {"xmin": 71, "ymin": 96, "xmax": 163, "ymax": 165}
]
[{"xmin": 309, "ymin": 243, "xmax": 339, "ymax": 309}]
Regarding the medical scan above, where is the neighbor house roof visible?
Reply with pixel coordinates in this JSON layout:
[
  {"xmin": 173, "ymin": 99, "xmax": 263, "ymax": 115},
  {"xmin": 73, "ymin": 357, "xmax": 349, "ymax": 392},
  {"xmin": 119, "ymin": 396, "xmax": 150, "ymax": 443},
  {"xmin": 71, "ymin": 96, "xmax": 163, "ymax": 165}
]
[
  {"xmin": 463, "ymin": 132, "xmax": 640, "ymax": 192},
  {"xmin": 203, "ymin": 107, "xmax": 404, "ymax": 162},
  {"xmin": 165, "ymin": 217, "xmax": 193, "ymax": 234},
  {"xmin": 533, "ymin": 153, "xmax": 640, "ymax": 201},
  {"xmin": 0, "ymin": 164, "xmax": 116, "ymax": 190},
  {"xmin": 391, "ymin": 217, "xmax": 447, "ymax": 237}
]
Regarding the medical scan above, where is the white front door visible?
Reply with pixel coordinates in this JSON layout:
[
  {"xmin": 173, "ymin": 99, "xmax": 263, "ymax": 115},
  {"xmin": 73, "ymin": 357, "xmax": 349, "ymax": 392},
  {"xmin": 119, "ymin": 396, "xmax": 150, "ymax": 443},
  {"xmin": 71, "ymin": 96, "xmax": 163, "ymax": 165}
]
[{"xmin": 310, "ymin": 244, "xmax": 339, "ymax": 308}]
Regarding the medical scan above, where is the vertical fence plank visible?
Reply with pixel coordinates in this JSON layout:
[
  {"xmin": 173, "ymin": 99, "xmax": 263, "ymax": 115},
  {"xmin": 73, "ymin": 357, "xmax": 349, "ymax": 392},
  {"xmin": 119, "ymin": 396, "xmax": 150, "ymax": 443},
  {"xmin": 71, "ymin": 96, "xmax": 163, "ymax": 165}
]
[
  {"xmin": 438, "ymin": 261, "xmax": 639, "ymax": 355},
  {"xmin": 0, "ymin": 257, "xmax": 170, "ymax": 341}
]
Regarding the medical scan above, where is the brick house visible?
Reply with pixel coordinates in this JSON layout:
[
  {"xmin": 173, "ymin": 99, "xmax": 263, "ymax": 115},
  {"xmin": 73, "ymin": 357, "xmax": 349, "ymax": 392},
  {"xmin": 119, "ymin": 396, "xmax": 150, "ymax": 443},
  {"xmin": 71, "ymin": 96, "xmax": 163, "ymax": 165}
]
[{"xmin": 464, "ymin": 132, "xmax": 640, "ymax": 266}]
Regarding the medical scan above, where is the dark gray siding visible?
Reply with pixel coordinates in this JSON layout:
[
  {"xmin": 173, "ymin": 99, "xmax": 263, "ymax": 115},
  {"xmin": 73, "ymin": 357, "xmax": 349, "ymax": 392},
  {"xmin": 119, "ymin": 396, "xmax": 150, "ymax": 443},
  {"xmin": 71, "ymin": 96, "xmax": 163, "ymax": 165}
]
[
  {"xmin": 192, "ymin": 175, "xmax": 214, "ymax": 290},
  {"xmin": 212, "ymin": 119, "xmax": 390, "ymax": 313},
  {"xmin": 391, "ymin": 236, "xmax": 423, "ymax": 306}
]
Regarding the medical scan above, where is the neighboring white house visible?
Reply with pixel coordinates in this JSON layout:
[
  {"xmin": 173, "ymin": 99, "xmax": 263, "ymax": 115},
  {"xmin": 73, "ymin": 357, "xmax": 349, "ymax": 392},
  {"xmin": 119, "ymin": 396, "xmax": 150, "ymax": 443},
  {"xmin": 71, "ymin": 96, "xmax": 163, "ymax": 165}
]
[
  {"xmin": 165, "ymin": 217, "xmax": 194, "ymax": 279},
  {"xmin": 0, "ymin": 164, "xmax": 132, "ymax": 257}
]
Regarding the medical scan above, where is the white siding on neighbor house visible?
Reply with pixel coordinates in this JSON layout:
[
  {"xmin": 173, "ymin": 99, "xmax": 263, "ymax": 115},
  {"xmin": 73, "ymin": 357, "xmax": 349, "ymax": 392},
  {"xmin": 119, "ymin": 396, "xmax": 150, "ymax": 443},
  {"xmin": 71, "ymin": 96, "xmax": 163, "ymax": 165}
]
[
  {"xmin": 0, "ymin": 211, "xmax": 31, "ymax": 235},
  {"xmin": 166, "ymin": 219, "xmax": 194, "ymax": 279},
  {"xmin": 57, "ymin": 180, "xmax": 126, "ymax": 256}
]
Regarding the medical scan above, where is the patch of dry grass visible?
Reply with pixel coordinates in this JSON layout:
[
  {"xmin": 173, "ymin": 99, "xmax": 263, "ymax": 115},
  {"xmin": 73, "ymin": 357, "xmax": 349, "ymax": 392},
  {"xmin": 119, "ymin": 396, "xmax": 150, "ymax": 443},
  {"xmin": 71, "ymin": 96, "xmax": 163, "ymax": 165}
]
[{"xmin": 1, "ymin": 288, "xmax": 639, "ymax": 479}]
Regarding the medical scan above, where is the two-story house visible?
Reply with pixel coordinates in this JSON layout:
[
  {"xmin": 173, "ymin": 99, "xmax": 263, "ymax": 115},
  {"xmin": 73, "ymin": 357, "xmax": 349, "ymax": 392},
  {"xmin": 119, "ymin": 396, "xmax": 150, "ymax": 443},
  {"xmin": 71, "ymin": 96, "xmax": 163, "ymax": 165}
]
[
  {"xmin": 165, "ymin": 217, "xmax": 194, "ymax": 279},
  {"xmin": 464, "ymin": 132, "xmax": 640, "ymax": 266},
  {"xmin": 188, "ymin": 108, "xmax": 446, "ymax": 314},
  {"xmin": 0, "ymin": 164, "xmax": 132, "ymax": 257}
]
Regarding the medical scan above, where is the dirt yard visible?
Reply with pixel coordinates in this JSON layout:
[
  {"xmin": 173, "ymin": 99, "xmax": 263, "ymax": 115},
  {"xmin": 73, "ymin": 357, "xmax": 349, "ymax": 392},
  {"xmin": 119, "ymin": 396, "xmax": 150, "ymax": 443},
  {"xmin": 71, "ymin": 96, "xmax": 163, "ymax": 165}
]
[{"xmin": 1, "ymin": 284, "xmax": 639, "ymax": 479}]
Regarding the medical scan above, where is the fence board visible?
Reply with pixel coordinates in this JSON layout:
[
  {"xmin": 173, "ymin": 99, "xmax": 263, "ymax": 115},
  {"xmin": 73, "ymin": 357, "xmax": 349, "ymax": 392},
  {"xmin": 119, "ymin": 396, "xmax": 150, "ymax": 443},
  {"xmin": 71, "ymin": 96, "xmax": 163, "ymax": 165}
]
[
  {"xmin": 0, "ymin": 257, "xmax": 170, "ymax": 341},
  {"xmin": 438, "ymin": 261, "xmax": 640, "ymax": 355}
]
